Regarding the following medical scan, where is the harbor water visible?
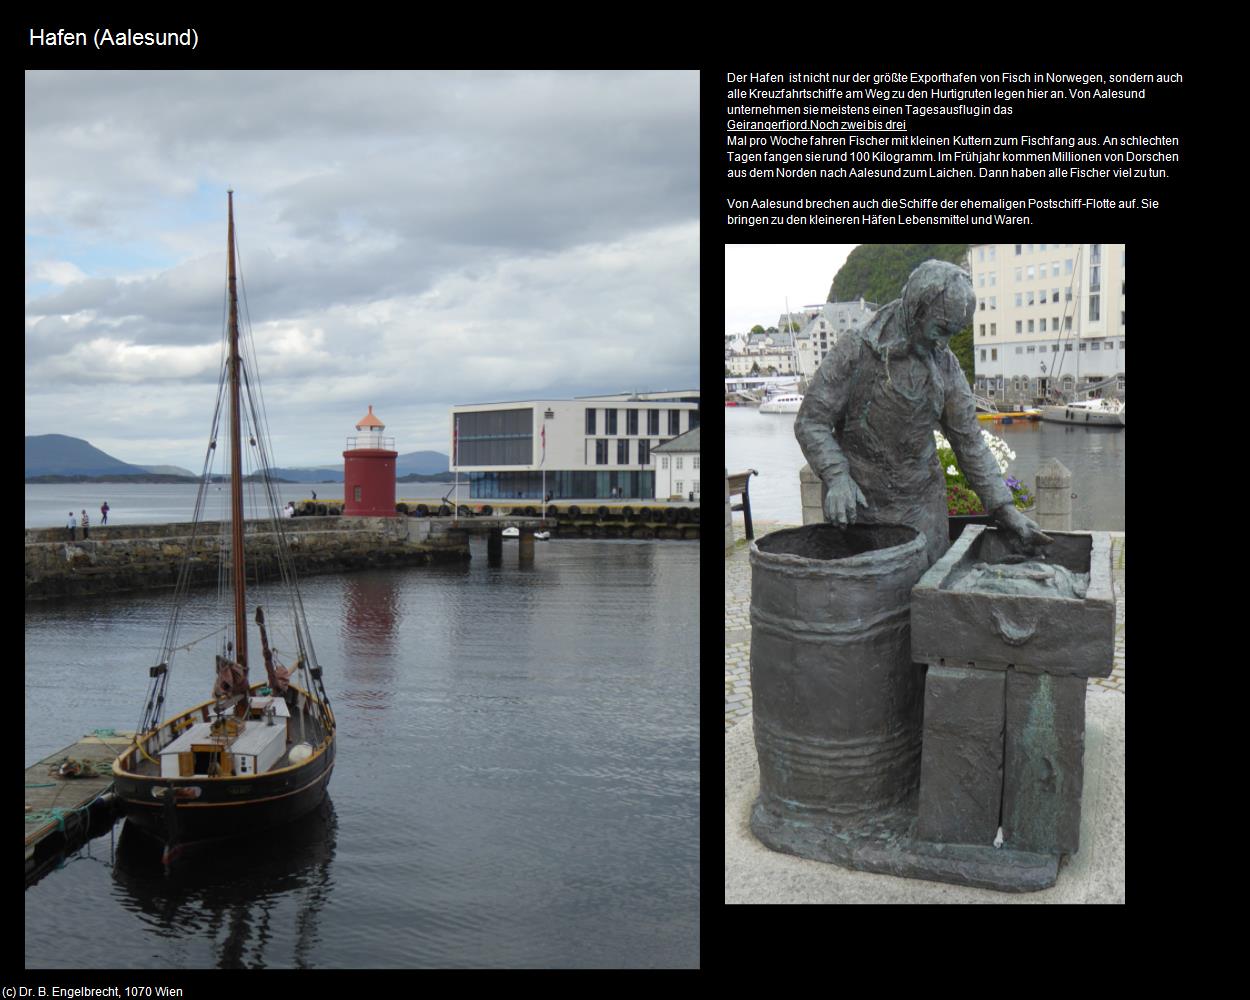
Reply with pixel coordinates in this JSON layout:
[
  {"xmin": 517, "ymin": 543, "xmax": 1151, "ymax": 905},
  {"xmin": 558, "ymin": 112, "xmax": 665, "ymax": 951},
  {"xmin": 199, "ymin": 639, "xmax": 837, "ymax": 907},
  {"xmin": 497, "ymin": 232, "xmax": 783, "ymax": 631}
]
[
  {"xmin": 24, "ymin": 536, "xmax": 699, "ymax": 969},
  {"xmin": 726, "ymin": 405, "xmax": 1125, "ymax": 531}
]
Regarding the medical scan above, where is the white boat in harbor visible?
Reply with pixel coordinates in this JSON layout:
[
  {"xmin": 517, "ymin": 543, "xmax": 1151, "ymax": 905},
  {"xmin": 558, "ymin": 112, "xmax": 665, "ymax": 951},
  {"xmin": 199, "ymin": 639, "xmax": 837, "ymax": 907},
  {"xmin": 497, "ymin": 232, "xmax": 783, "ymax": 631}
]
[
  {"xmin": 1040, "ymin": 398, "xmax": 1125, "ymax": 427},
  {"xmin": 502, "ymin": 527, "xmax": 520, "ymax": 538},
  {"xmin": 533, "ymin": 531, "xmax": 550, "ymax": 541},
  {"xmin": 759, "ymin": 393, "xmax": 804, "ymax": 413}
]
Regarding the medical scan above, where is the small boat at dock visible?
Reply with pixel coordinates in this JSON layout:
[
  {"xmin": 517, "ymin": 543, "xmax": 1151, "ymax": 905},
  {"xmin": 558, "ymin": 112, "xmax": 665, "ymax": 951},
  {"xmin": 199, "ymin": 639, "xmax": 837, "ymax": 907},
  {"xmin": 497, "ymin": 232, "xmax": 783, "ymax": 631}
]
[
  {"xmin": 1040, "ymin": 397, "xmax": 1124, "ymax": 427},
  {"xmin": 758, "ymin": 393, "xmax": 804, "ymax": 414}
]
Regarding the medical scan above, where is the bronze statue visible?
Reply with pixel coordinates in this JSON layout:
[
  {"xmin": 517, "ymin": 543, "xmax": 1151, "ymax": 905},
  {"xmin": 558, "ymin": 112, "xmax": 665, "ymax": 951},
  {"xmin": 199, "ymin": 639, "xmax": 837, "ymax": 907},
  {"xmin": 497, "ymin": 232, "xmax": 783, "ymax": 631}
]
[{"xmin": 795, "ymin": 259, "xmax": 1050, "ymax": 567}]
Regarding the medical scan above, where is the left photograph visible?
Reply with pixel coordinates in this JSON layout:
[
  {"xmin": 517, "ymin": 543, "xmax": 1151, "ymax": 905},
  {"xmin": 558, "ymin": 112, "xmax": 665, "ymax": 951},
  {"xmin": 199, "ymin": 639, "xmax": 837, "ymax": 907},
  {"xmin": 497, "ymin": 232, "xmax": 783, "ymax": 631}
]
[{"xmin": 26, "ymin": 70, "xmax": 699, "ymax": 969}]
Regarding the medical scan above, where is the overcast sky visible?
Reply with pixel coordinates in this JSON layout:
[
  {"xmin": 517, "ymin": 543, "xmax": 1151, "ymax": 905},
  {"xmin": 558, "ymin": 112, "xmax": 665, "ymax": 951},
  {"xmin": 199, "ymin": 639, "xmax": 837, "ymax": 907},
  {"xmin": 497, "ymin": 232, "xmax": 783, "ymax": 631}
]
[
  {"xmin": 25, "ymin": 70, "xmax": 699, "ymax": 469},
  {"xmin": 724, "ymin": 244, "xmax": 860, "ymax": 337}
]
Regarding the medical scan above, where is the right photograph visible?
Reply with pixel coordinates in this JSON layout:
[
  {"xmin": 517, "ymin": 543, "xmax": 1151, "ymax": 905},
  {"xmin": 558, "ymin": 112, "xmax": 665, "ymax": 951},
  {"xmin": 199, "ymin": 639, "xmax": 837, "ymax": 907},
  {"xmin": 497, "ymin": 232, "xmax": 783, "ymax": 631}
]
[{"xmin": 725, "ymin": 243, "xmax": 1125, "ymax": 903}]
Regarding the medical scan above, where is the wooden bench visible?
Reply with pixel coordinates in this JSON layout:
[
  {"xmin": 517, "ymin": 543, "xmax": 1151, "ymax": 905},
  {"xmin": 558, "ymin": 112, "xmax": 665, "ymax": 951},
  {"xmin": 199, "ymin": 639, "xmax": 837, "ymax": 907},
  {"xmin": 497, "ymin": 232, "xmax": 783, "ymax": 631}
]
[{"xmin": 727, "ymin": 469, "xmax": 758, "ymax": 540}]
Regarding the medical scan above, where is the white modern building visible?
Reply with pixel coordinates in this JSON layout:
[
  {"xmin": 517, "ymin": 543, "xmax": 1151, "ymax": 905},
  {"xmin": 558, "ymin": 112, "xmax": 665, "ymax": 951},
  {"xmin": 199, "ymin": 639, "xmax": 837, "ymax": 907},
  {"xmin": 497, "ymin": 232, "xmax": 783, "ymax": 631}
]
[
  {"xmin": 652, "ymin": 427, "xmax": 700, "ymax": 501},
  {"xmin": 449, "ymin": 390, "xmax": 700, "ymax": 501},
  {"xmin": 967, "ymin": 243, "xmax": 1125, "ymax": 403}
]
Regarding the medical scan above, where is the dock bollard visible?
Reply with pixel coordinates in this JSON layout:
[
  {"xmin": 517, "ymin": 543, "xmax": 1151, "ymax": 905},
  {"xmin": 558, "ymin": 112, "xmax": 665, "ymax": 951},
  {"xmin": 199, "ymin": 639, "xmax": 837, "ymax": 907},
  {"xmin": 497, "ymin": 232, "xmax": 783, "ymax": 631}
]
[
  {"xmin": 1035, "ymin": 457, "xmax": 1073, "ymax": 531},
  {"xmin": 799, "ymin": 464, "xmax": 825, "ymax": 525}
]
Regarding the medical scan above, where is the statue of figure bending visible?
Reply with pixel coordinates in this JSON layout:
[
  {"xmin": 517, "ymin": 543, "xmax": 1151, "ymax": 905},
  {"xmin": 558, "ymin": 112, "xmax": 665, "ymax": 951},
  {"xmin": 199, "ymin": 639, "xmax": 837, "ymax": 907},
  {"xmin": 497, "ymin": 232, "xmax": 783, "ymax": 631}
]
[{"xmin": 795, "ymin": 259, "xmax": 1050, "ymax": 568}]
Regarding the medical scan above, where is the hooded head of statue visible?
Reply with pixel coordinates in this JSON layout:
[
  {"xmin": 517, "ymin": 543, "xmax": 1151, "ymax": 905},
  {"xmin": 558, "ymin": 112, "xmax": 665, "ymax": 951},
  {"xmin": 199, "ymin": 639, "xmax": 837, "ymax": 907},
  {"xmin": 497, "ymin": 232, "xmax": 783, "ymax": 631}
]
[{"xmin": 899, "ymin": 260, "xmax": 976, "ymax": 354}]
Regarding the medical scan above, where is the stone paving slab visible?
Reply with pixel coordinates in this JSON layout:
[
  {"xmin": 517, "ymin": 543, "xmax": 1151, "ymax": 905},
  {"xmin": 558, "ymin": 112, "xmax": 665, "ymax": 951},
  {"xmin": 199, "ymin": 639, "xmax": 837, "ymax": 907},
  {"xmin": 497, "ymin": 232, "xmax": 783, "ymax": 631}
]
[{"xmin": 726, "ymin": 523, "xmax": 1124, "ymax": 728}]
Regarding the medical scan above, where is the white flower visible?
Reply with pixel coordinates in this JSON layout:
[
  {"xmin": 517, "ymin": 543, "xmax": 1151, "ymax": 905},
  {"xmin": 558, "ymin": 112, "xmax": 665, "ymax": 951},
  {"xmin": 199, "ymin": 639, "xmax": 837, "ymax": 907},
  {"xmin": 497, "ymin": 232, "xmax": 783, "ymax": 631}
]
[{"xmin": 946, "ymin": 465, "xmax": 958, "ymax": 476}]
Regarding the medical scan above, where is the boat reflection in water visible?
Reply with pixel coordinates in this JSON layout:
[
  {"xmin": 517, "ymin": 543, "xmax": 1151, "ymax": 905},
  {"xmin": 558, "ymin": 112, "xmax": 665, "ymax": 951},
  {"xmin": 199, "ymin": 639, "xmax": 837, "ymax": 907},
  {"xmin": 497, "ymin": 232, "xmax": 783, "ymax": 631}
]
[{"xmin": 113, "ymin": 798, "xmax": 337, "ymax": 969}]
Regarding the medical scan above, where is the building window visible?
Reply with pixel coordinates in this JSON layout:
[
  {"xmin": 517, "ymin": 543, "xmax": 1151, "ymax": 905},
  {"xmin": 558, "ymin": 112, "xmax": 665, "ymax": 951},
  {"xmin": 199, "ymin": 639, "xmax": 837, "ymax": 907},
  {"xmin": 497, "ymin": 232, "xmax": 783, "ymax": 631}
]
[
  {"xmin": 1027, "ymin": 320, "xmax": 1034, "ymax": 333},
  {"xmin": 689, "ymin": 410, "xmax": 699, "ymax": 429},
  {"xmin": 638, "ymin": 439, "xmax": 651, "ymax": 465},
  {"xmin": 626, "ymin": 409, "xmax": 638, "ymax": 435},
  {"xmin": 1090, "ymin": 243, "xmax": 1101, "ymax": 264},
  {"xmin": 990, "ymin": 323, "xmax": 996, "ymax": 336},
  {"xmin": 1015, "ymin": 347, "xmax": 1023, "ymax": 355},
  {"xmin": 354, "ymin": 486, "xmax": 362, "ymax": 502},
  {"xmin": 674, "ymin": 480, "xmax": 683, "ymax": 494},
  {"xmin": 693, "ymin": 456, "xmax": 700, "ymax": 469},
  {"xmin": 980, "ymin": 349, "xmax": 987, "ymax": 362},
  {"xmin": 1026, "ymin": 265, "xmax": 1034, "ymax": 279},
  {"xmin": 1027, "ymin": 291, "xmax": 1034, "ymax": 306},
  {"xmin": 1065, "ymin": 259, "xmax": 1073, "ymax": 274},
  {"xmin": 668, "ymin": 410, "xmax": 681, "ymax": 435},
  {"xmin": 1089, "ymin": 295, "xmax": 1100, "ymax": 322},
  {"xmin": 676, "ymin": 457, "xmax": 683, "ymax": 469},
  {"xmin": 605, "ymin": 409, "xmax": 618, "ymax": 435},
  {"xmin": 989, "ymin": 246, "xmax": 996, "ymax": 261},
  {"xmin": 661, "ymin": 456, "xmax": 669, "ymax": 469},
  {"xmin": 1014, "ymin": 268, "xmax": 1023, "ymax": 282},
  {"xmin": 585, "ymin": 409, "xmax": 596, "ymax": 435},
  {"xmin": 991, "ymin": 349, "xmax": 997, "ymax": 361},
  {"xmin": 1014, "ymin": 293, "xmax": 1022, "ymax": 308},
  {"xmin": 595, "ymin": 439, "xmax": 609, "ymax": 465},
  {"xmin": 617, "ymin": 439, "xmax": 629, "ymax": 464},
  {"xmin": 647, "ymin": 410, "xmax": 659, "ymax": 435},
  {"xmin": 1040, "ymin": 319, "xmax": 1046, "ymax": 332},
  {"xmin": 1015, "ymin": 245, "xmax": 1022, "ymax": 255}
]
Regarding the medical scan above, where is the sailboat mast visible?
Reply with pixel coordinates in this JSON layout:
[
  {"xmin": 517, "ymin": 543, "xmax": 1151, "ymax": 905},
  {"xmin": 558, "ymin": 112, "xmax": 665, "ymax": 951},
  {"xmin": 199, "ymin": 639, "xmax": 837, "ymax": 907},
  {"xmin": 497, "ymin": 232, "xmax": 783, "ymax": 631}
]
[{"xmin": 227, "ymin": 191, "xmax": 248, "ymax": 674}]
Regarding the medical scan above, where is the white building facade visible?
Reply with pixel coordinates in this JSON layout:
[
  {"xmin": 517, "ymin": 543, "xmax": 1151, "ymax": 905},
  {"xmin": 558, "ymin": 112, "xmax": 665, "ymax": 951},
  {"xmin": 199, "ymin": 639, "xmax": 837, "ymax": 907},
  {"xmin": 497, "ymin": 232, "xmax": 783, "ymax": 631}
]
[
  {"xmin": 967, "ymin": 243, "xmax": 1125, "ymax": 403},
  {"xmin": 450, "ymin": 390, "xmax": 700, "ymax": 501},
  {"xmin": 652, "ymin": 427, "xmax": 700, "ymax": 501},
  {"xmin": 792, "ymin": 299, "xmax": 877, "ymax": 377}
]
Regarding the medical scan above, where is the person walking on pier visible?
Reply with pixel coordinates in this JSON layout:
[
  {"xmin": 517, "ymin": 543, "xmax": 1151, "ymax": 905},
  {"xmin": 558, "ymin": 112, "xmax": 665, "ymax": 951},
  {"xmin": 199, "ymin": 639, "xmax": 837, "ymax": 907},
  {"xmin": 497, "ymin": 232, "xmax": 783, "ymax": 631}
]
[
  {"xmin": 80, "ymin": 509, "xmax": 90, "ymax": 539},
  {"xmin": 66, "ymin": 512, "xmax": 76, "ymax": 541},
  {"xmin": 100, "ymin": 501, "xmax": 109, "ymax": 524}
]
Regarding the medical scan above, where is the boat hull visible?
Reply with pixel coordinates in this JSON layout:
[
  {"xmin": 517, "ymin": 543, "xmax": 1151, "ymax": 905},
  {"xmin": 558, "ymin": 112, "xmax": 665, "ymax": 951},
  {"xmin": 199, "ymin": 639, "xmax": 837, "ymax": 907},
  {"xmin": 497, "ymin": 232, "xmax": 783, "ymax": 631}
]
[
  {"xmin": 113, "ymin": 684, "xmax": 336, "ymax": 849},
  {"xmin": 1040, "ymin": 405, "xmax": 1124, "ymax": 427},
  {"xmin": 115, "ymin": 736, "xmax": 335, "ymax": 847}
]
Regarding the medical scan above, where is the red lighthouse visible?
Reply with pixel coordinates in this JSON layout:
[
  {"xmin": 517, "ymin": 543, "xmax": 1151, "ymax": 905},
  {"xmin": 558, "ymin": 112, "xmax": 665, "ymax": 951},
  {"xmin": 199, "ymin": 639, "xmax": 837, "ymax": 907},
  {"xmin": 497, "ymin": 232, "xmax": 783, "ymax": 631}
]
[{"xmin": 342, "ymin": 405, "xmax": 398, "ymax": 517}]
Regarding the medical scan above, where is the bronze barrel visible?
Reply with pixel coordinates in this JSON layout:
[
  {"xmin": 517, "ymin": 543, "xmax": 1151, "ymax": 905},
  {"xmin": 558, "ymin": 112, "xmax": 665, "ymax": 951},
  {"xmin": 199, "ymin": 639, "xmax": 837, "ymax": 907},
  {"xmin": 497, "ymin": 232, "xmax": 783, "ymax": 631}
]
[{"xmin": 749, "ymin": 524, "xmax": 929, "ymax": 836}]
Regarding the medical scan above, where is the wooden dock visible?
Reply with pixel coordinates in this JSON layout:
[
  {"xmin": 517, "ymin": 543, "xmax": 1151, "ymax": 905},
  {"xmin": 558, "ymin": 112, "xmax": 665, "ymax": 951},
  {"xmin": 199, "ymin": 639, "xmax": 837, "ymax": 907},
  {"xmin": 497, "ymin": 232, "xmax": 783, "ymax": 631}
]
[{"xmin": 25, "ymin": 730, "xmax": 132, "ymax": 886}]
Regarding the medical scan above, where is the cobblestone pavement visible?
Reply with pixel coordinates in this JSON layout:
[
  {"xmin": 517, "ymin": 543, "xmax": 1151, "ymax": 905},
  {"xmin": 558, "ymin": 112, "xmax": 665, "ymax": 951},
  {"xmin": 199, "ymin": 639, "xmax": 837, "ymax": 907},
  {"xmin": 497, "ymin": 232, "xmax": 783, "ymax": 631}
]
[{"xmin": 726, "ymin": 522, "xmax": 1125, "ymax": 730}]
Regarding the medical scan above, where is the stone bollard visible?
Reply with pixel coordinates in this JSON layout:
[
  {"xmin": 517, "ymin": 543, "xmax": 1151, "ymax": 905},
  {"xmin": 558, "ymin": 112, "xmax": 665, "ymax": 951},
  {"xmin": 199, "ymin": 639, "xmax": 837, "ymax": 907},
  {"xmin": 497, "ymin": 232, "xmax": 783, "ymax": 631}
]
[
  {"xmin": 799, "ymin": 464, "xmax": 825, "ymax": 525},
  {"xmin": 1035, "ymin": 457, "xmax": 1073, "ymax": 531}
]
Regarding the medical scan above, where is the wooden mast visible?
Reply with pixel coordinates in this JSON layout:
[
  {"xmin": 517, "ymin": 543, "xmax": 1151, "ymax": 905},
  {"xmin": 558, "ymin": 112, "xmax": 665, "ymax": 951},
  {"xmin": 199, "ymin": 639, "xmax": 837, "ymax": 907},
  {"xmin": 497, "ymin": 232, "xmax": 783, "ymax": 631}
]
[{"xmin": 227, "ymin": 191, "xmax": 248, "ymax": 687}]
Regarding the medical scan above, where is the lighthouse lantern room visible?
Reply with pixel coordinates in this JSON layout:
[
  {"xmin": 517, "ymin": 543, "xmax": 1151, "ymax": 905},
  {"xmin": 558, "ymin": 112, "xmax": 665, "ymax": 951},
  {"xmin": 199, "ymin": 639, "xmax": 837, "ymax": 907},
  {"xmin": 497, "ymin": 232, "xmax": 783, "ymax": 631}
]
[{"xmin": 342, "ymin": 404, "xmax": 398, "ymax": 517}]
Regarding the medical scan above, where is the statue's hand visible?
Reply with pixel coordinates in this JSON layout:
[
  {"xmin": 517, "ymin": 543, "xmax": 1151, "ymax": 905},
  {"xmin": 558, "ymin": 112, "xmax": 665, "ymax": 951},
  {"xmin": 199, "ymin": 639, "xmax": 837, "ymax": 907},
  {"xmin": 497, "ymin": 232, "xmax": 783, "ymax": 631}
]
[
  {"xmin": 823, "ymin": 472, "xmax": 868, "ymax": 527},
  {"xmin": 994, "ymin": 504, "xmax": 1053, "ymax": 555}
]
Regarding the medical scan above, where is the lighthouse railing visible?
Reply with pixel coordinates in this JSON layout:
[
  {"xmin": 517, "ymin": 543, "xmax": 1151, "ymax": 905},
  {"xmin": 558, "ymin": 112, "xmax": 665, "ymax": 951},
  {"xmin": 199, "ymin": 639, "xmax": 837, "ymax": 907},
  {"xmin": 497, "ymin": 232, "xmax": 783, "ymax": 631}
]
[{"xmin": 345, "ymin": 435, "xmax": 395, "ymax": 450}]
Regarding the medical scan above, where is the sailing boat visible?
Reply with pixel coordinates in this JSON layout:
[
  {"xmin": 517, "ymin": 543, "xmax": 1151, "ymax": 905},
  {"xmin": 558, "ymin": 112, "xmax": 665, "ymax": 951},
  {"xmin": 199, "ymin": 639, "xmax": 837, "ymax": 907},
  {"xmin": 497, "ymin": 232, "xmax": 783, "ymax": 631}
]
[
  {"xmin": 112, "ymin": 193, "xmax": 336, "ymax": 862},
  {"xmin": 1040, "ymin": 244, "xmax": 1124, "ymax": 427}
]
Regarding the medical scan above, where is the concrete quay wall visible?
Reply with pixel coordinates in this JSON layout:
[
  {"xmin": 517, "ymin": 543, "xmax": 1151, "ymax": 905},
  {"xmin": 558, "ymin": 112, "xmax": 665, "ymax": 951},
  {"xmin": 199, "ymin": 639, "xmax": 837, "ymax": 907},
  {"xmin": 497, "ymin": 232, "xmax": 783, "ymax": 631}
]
[{"xmin": 25, "ymin": 516, "xmax": 469, "ymax": 601}]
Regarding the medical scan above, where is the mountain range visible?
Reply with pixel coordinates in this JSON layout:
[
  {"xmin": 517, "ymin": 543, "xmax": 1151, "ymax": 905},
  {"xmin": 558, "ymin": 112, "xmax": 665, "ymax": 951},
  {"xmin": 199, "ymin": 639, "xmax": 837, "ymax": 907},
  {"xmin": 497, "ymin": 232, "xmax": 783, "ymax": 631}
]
[{"xmin": 25, "ymin": 434, "xmax": 449, "ymax": 481}]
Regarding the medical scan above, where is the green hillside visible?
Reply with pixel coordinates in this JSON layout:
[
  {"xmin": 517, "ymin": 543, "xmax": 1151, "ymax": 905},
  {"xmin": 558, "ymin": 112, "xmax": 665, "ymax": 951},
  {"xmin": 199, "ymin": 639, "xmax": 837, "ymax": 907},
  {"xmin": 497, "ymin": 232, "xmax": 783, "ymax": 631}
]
[{"xmin": 828, "ymin": 244, "xmax": 974, "ymax": 383}]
